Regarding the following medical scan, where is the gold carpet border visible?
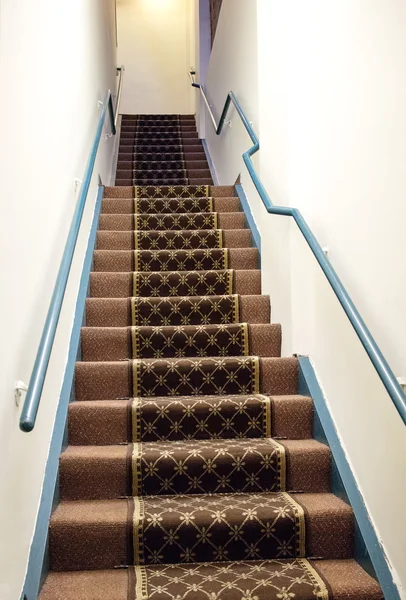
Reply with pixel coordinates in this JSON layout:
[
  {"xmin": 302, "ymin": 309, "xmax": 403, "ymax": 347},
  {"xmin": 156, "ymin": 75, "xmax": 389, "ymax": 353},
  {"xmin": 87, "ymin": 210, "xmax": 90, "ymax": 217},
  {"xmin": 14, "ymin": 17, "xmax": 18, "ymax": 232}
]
[
  {"xmin": 133, "ymin": 495, "xmax": 145, "ymax": 566},
  {"xmin": 132, "ymin": 398, "xmax": 142, "ymax": 443},
  {"xmin": 232, "ymin": 294, "xmax": 240, "ymax": 323},
  {"xmin": 259, "ymin": 394, "xmax": 271, "ymax": 437},
  {"xmin": 252, "ymin": 356, "xmax": 260, "ymax": 394},
  {"xmin": 134, "ymin": 565, "xmax": 148, "ymax": 600},
  {"xmin": 227, "ymin": 270, "xmax": 233, "ymax": 295},
  {"xmin": 272, "ymin": 438, "xmax": 287, "ymax": 491},
  {"xmin": 300, "ymin": 559, "xmax": 330, "ymax": 600},
  {"xmin": 133, "ymin": 360, "xmax": 141, "ymax": 399},
  {"xmin": 241, "ymin": 322, "xmax": 249, "ymax": 356},
  {"xmin": 282, "ymin": 492, "xmax": 306, "ymax": 557},
  {"xmin": 132, "ymin": 443, "xmax": 142, "ymax": 496}
]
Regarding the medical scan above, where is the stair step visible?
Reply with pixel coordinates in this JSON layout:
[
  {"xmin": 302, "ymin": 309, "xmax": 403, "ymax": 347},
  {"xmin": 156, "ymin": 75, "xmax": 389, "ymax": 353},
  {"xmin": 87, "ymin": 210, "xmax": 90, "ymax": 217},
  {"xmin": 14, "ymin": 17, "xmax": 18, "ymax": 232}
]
[
  {"xmin": 121, "ymin": 114, "xmax": 196, "ymax": 120},
  {"xmin": 96, "ymin": 228, "xmax": 252, "ymax": 250},
  {"xmin": 39, "ymin": 559, "xmax": 383, "ymax": 600},
  {"xmin": 117, "ymin": 159, "xmax": 209, "ymax": 170},
  {"xmin": 119, "ymin": 151, "xmax": 207, "ymax": 162},
  {"xmin": 59, "ymin": 438, "xmax": 330, "ymax": 501},
  {"xmin": 80, "ymin": 323, "xmax": 281, "ymax": 361},
  {"xmin": 93, "ymin": 248, "xmax": 258, "ymax": 272},
  {"xmin": 121, "ymin": 124, "xmax": 197, "ymax": 132},
  {"xmin": 116, "ymin": 168, "xmax": 213, "ymax": 180},
  {"xmin": 48, "ymin": 492, "xmax": 353, "ymax": 570},
  {"xmin": 98, "ymin": 213, "xmax": 246, "ymax": 231},
  {"xmin": 68, "ymin": 394, "xmax": 314, "ymax": 445},
  {"xmin": 89, "ymin": 270, "xmax": 261, "ymax": 298},
  {"xmin": 119, "ymin": 137, "xmax": 201, "ymax": 147},
  {"xmin": 101, "ymin": 196, "xmax": 241, "ymax": 214},
  {"xmin": 85, "ymin": 294, "xmax": 270, "ymax": 327},
  {"xmin": 74, "ymin": 357, "xmax": 299, "ymax": 401},
  {"xmin": 119, "ymin": 144, "xmax": 205, "ymax": 155},
  {"xmin": 103, "ymin": 185, "xmax": 236, "ymax": 199}
]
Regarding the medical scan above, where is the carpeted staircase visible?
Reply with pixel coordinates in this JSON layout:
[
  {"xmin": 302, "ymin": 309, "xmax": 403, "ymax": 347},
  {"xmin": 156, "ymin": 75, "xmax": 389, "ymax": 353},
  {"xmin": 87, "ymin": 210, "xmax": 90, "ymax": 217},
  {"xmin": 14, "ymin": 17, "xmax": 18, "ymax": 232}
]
[{"xmin": 39, "ymin": 115, "xmax": 383, "ymax": 599}]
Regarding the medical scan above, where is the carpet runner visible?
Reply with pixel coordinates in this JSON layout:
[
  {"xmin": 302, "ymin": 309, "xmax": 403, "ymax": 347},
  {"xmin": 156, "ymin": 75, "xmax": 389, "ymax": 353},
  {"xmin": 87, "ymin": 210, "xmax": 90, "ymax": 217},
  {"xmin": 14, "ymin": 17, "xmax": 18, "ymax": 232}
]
[{"xmin": 39, "ymin": 114, "xmax": 383, "ymax": 600}]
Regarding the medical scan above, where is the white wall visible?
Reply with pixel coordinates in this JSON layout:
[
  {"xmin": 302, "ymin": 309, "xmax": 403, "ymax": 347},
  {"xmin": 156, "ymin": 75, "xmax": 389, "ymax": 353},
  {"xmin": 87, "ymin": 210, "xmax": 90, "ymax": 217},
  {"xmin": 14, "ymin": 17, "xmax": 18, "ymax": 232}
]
[
  {"xmin": 201, "ymin": 0, "xmax": 406, "ymax": 594},
  {"xmin": 204, "ymin": 0, "xmax": 259, "ymax": 186},
  {"xmin": 257, "ymin": 2, "xmax": 406, "ymax": 591},
  {"xmin": 0, "ymin": 2, "xmax": 117, "ymax": 598},
  {"xmin": 117, "ymin": 0, "xmax": 195, "ymax": 114}
]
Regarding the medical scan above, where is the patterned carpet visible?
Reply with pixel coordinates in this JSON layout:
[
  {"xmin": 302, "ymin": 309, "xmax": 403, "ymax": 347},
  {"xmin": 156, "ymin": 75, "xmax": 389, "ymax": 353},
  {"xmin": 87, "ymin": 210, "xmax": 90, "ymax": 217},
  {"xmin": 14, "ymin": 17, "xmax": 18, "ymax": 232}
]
[{"xmin": 39, "ymin": 115, "xmax": 383, "ymax": 600}]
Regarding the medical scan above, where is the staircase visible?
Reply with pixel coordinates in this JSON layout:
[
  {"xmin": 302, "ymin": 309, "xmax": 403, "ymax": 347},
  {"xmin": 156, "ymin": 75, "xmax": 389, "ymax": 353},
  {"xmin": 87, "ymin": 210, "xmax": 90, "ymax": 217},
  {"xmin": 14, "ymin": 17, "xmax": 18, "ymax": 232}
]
[{"xmin": 39, "ymin": 115, "xmax": 383, "ymax": 599}]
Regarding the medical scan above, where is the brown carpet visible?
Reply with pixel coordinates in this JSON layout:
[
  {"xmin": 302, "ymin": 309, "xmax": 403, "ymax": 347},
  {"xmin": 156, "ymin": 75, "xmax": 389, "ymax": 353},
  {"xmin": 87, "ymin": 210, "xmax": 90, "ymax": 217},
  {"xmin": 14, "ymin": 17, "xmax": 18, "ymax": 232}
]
[{"xmin": 39, "ymin": 114, "xmax": 383, "ymax": 600}]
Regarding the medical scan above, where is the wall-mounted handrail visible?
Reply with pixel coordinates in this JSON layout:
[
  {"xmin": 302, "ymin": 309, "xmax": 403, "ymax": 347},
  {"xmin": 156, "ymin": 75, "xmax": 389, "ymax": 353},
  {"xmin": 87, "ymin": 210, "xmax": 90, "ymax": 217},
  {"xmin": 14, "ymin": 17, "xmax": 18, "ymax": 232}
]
[
  {"xmin": 115, "ymin": 66, "xmax": 125, "ymax": 128},
  {"xmin": 190, "ymin": 70, "xmax": 406, "ymax": 425},
  {"xmin": 19, "ymin": 76, "xmax": 123, "ymax": 433}
]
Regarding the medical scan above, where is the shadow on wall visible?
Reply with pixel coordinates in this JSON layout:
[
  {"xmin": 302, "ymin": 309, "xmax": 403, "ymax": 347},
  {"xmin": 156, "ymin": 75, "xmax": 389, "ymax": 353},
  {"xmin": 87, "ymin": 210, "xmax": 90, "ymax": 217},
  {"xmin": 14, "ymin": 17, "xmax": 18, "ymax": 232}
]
[{"xmin": 210, "ymin": 0, "xmax": 223, "ymax": 46}]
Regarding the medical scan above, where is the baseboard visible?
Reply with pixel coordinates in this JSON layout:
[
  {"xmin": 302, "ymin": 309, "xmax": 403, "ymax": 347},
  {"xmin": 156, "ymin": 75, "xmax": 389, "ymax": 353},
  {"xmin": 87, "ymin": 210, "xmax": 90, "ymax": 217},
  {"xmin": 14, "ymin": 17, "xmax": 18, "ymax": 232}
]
[
  {"xmin": 201, "ymin": 139, "xmax": 219, "ymax": 185},
  {"xmin": 21, "ymin": 186, "xmax": 105, "ymax": 600},
  {"xmin": 235, "ymin": 184, "xmax": 261, "ymax": 256},
  {"xmin": 298, "ymin": 356, "xmax": 401, "ymax": 600},
  {"xmin": 108, "ymin": 115, "xmax": 122, "ymax": 185}
]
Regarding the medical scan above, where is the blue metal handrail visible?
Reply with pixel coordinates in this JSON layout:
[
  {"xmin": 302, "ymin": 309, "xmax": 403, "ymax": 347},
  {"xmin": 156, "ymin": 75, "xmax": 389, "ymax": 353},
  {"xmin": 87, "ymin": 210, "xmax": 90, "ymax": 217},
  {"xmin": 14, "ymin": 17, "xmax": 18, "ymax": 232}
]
[
  {"xmin": 190, "ymin": 71, "xmax": 406, "ymax": 424},
  {"xmin": 19, "ymin": 88, "xmax": 117, "ymax": 432}
]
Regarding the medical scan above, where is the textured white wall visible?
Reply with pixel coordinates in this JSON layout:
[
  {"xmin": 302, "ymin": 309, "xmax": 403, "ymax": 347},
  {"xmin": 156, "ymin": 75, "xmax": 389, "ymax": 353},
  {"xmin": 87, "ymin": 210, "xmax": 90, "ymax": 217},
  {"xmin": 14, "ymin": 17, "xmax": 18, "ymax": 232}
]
[
  {"xmin": 0, "ymin": 2, "xmax": 117, "ymax": 598},
  {"xmin": 117, "ymin": 0, "xmax": 195, "ymax": 114},
  {"xmin": 257, "ymin": 3, "xmax": 406, "ymax": 592},
  {"xmin": 201, "ymin": 0, "xmax": 406, "ymax": 594},
  {"xmin": 204, "ymin": 0, "xmax": 259, "ymax": 186}
]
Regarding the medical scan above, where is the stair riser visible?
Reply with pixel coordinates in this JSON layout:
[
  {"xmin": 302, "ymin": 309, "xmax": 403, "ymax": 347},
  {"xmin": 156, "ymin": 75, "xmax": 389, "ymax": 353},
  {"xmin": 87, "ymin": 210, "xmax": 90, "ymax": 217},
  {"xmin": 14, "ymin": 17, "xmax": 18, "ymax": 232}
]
[
  {"xmin": 80, "ymin": 324, "xmax": 281, "ymax": 361},
  {"xmin": 119, "ymin": 137, "xmax": 201, "ymax": 147},
  {"xmin": 116, "ymin": 178, "xmax": 214, "ymax": 187},
  {"xmin": 118, "ymin": 152, "xmax": 207, "ymax": 162},
  {"xmin": 89, "ymin": 270, "xmax": 261, "ymax": 298},
  {"xmin": 68, "ymin": 396, "xmax": 314, "ymax": 445},
  {"xmin": 121, "ymin": 115, "xmax": 196, "ymax": 121},
  {"xmin": 116, "ymin": 168, "xmax": 212, "ymax": 179},
  {"xmin": 103, "ymin": 185, "xmax": 236, "ymax": 198},
  {"xmin": 98, "ymin": 213, "xmax": 246, "ymax": 231},
  {"xmin": 49, "ymin": 494, "xmax": 353, "ymax": 571},
  {"xmin": 101, "ymin": 197, "xmax": 241, "ymax": 214},
  {"xmin": 59, "ymin": 441, "xmax": 331, "ymax": 501},
  {"xmin": 117, "ymin": 160, "xmax": 209, "ymax": 170},
  {"xmin": 92, "ymin": 248, "xmax": 258, "ymax": 272},
  {"xmin": 96, "ymin": 229, "xmax": 253, "ymax": 250},
  {"xmin": 85, "ymin": 295, "xmax": 270, "ymax": 327},
  {"xmin": 120, "ymin": 127, "xmax": 197, "ymax": 134}
]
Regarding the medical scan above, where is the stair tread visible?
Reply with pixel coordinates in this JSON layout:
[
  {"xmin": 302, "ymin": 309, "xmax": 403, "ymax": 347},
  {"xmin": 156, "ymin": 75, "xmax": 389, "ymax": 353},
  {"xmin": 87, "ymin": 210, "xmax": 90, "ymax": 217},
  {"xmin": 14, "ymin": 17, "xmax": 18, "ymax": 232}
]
[
  {"xmin": 52, "ymin": 492, "xmax": 350, "ymax": 521},
  {"xmin": 59, "ymin": 438, "xmax": 331, "ymax": 499},
  {"xmin": 49, "ymin": 492, "xmax": 353, "ymax": 566},
  {"xmin": 74, "ymin": 356, "xmax": 299, "ymax": 400},
  {"xmin": 39, "ymin": 560, "xmax": 383, "ymax": 600}
]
